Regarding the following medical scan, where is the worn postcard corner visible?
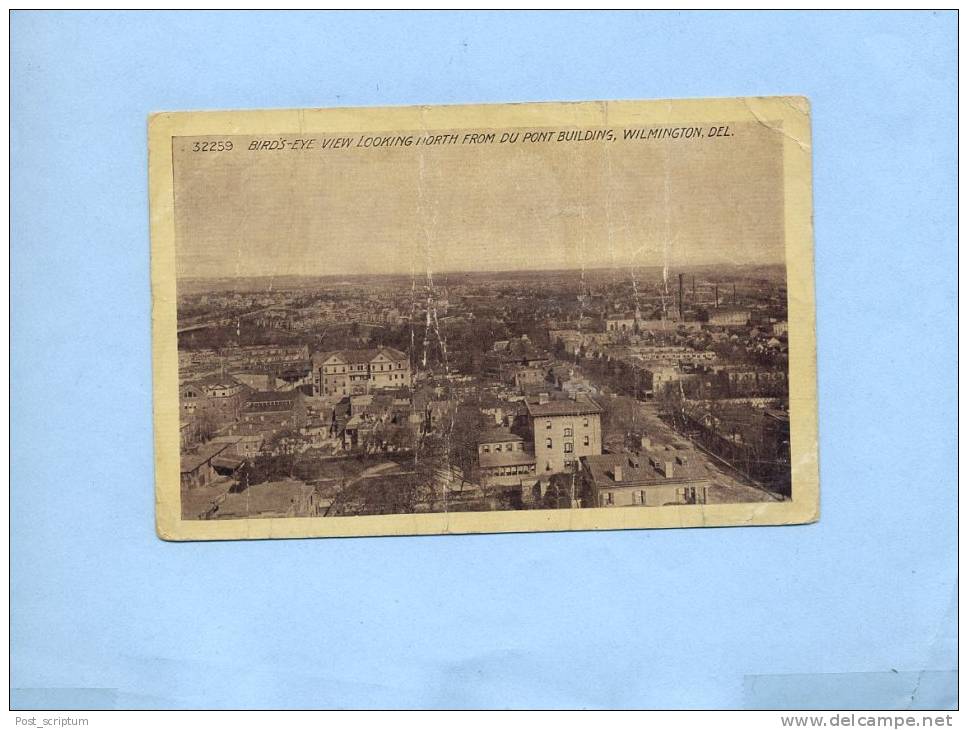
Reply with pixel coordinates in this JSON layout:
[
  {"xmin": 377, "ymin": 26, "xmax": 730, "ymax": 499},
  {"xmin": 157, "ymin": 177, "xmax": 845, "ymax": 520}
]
[{"xmin": 148, "ymin": 96, "xmax": 818, "ymax": 541}]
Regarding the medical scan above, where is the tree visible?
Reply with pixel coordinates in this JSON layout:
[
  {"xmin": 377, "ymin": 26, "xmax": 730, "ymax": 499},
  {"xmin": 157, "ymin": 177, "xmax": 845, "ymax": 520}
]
[
  {"xmin": 248, "ymin": 428, "xmax": 312, "ymax": 484},
  {"xmin": 602, "ymin": 395, "xmax": 641, "ymax": 441},
  {"xmin": 194, "ymin": 412, "xmax": 219, "ymax": 443},
  {"xmin": 442, "ymin": 404, "xmax": 487, "ymax": 485},
  {"xmin": 552, "ymin": 338, "xmax": 566, "ymax": 360},
  {"xmin": 385, "ymin": 423, "xmax": 417, "ymax": 452},
  {"xmin": 541, "ymin": 472, "xmax": 579, "ymax": 509},
  {"xmin": 332, "ymin": 471, "xmax": 427, "ymax": 516}
]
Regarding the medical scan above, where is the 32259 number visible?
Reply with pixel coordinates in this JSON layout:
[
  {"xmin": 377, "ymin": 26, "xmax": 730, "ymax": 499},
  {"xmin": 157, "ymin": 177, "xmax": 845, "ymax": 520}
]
[{"xmin": 191, "ymin": 140, "xmax": 233, "ymax": 152}]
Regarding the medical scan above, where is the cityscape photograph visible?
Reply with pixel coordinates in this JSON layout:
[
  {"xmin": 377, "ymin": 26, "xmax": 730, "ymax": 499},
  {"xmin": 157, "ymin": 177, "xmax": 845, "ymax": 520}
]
[{"xmin": 172, "ymin": 120, "xmax": 792, "ymax": 521}]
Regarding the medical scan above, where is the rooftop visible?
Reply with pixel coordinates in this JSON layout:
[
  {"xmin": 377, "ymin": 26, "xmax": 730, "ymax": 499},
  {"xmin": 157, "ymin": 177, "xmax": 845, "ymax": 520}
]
[
  {"xmin": 223, "ymin": 423, "xmax": 281, "ymax": 439},
  {"xmin": 181, "ymin": 374, "xmax": 243, "ymax": 391},
  {"xmin": 180, "ymin": 480, "xmax": 233, "ymax": 519},
  {"xmin": 212, "ymin": 434, "xmax": 264, "ymax": 445},
  {"xmin": 478, "ymin": 428, "xmax": 524, "ymax": 445},
  {"xmin": 525, "ymin": 394, "xmax": 603, "ymax": 418},
  {"xmin": 479, "ymin": 449, "xmax": 537, "ymax": 469},
  {"xmin": 247, "ymin": 390, "xmax": 298, "ymax": 403},
  {"xmin": 582, "ymin": 449, "xmax": 709, "ymax": 488},
  {"xmin": 211, "ymin": 454, "xmax": 245, "ymax": 471},
  {"xmin": 313, "ymin": 347, "xmax": 409, "ymax": 365},
  {"xmin": 181, "ymin": 441, "xmax": 234, "ymax": 473}
]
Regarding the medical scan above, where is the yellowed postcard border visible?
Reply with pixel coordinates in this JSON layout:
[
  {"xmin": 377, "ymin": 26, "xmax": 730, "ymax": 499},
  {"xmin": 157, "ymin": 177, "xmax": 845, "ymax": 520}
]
[{"xmin": 150, "ymin": 96, "xmax": 819, "ymax": 541}]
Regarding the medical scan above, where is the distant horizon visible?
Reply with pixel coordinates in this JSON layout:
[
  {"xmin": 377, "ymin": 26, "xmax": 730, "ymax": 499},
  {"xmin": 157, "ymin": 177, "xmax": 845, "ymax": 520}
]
[{"xmin": 176, "ymin": 260, "xmax": 787, "ymax": 282}]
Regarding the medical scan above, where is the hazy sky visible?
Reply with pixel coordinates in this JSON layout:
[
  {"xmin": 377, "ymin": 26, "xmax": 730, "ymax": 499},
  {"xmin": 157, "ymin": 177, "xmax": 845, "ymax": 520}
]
[{"xmin": 173, "ymin": 122, "xmax": 784, "ymax": 278}]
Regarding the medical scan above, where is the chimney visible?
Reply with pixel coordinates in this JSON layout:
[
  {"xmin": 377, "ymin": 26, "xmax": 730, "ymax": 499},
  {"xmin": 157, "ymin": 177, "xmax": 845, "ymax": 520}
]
[
  {"xmin": 663, "ymin": 460, "xmax": 675, "ymax": 478},
  {"xmin": 640, "ymin": 435, "xmax": 652, "ymax": 450},
  {"xmin": 613, "ymin": 464, "xmax": 623, "ymax": 482},
  {"xmin": 678, "ymin": 273, "xmax": 684, "ymax": 320},
  {"xmin": 714, "ymin": 284, "xmax": 719, "ymax": 309},
  {"xmin": 538, "ymin": 392, "xmax": 549, "ymax": 405}
]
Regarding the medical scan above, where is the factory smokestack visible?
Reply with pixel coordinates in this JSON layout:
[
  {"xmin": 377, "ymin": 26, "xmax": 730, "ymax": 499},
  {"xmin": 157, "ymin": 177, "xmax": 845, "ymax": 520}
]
[
  {"xmin": 678, "ymin": 273, "xmax": 684, "ymax": 321},
  {"xmin": 714, "ymin": 284, "xmax": 719, "ymax": 309}
]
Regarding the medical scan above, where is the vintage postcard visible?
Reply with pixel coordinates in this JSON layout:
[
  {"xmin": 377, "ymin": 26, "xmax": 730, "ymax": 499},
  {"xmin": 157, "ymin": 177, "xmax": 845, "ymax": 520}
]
[{"xmin": 149, "ymin": 97, "xmax": 818, "ymax": 540}]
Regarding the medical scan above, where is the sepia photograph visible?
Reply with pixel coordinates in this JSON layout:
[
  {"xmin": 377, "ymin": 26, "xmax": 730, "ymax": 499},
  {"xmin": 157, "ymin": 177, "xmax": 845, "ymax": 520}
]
[{"xmin": 151, "ymin": 98, "xmax": 818, "ymax": 539}]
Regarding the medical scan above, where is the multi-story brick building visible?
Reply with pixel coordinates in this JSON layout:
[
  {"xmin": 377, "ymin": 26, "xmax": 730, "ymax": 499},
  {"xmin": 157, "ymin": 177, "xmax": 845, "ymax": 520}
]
[
  {"xmin": 525, "ymin": 393, "xmax": 603, "ymax": 475},
  {"xmin": 483, "ymin": 336, "xmax": 550, "ymax": 381},
  {"xmin": 510, "ymin": 366, "xmax": 548, "ymax": 391},
  {"xmin": 179, "ymin": 375, "xmax": 248, "ymax": 427},
  {"xmin": 312, "ymin": 347, "xmax": 411, "ymax": 397}
]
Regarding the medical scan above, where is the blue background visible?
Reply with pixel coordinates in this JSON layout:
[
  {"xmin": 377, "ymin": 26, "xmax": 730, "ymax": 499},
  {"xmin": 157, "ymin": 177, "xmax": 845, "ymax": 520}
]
[{"xmin": 11, "ymin": 11, "xmax": 958, "ymax": 709}]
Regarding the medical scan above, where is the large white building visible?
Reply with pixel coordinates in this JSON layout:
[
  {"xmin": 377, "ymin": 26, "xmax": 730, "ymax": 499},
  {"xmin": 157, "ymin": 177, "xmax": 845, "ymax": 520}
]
[{"xmin": 312, "ymin": 347, "xmax": 411, "ymax": 397}]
